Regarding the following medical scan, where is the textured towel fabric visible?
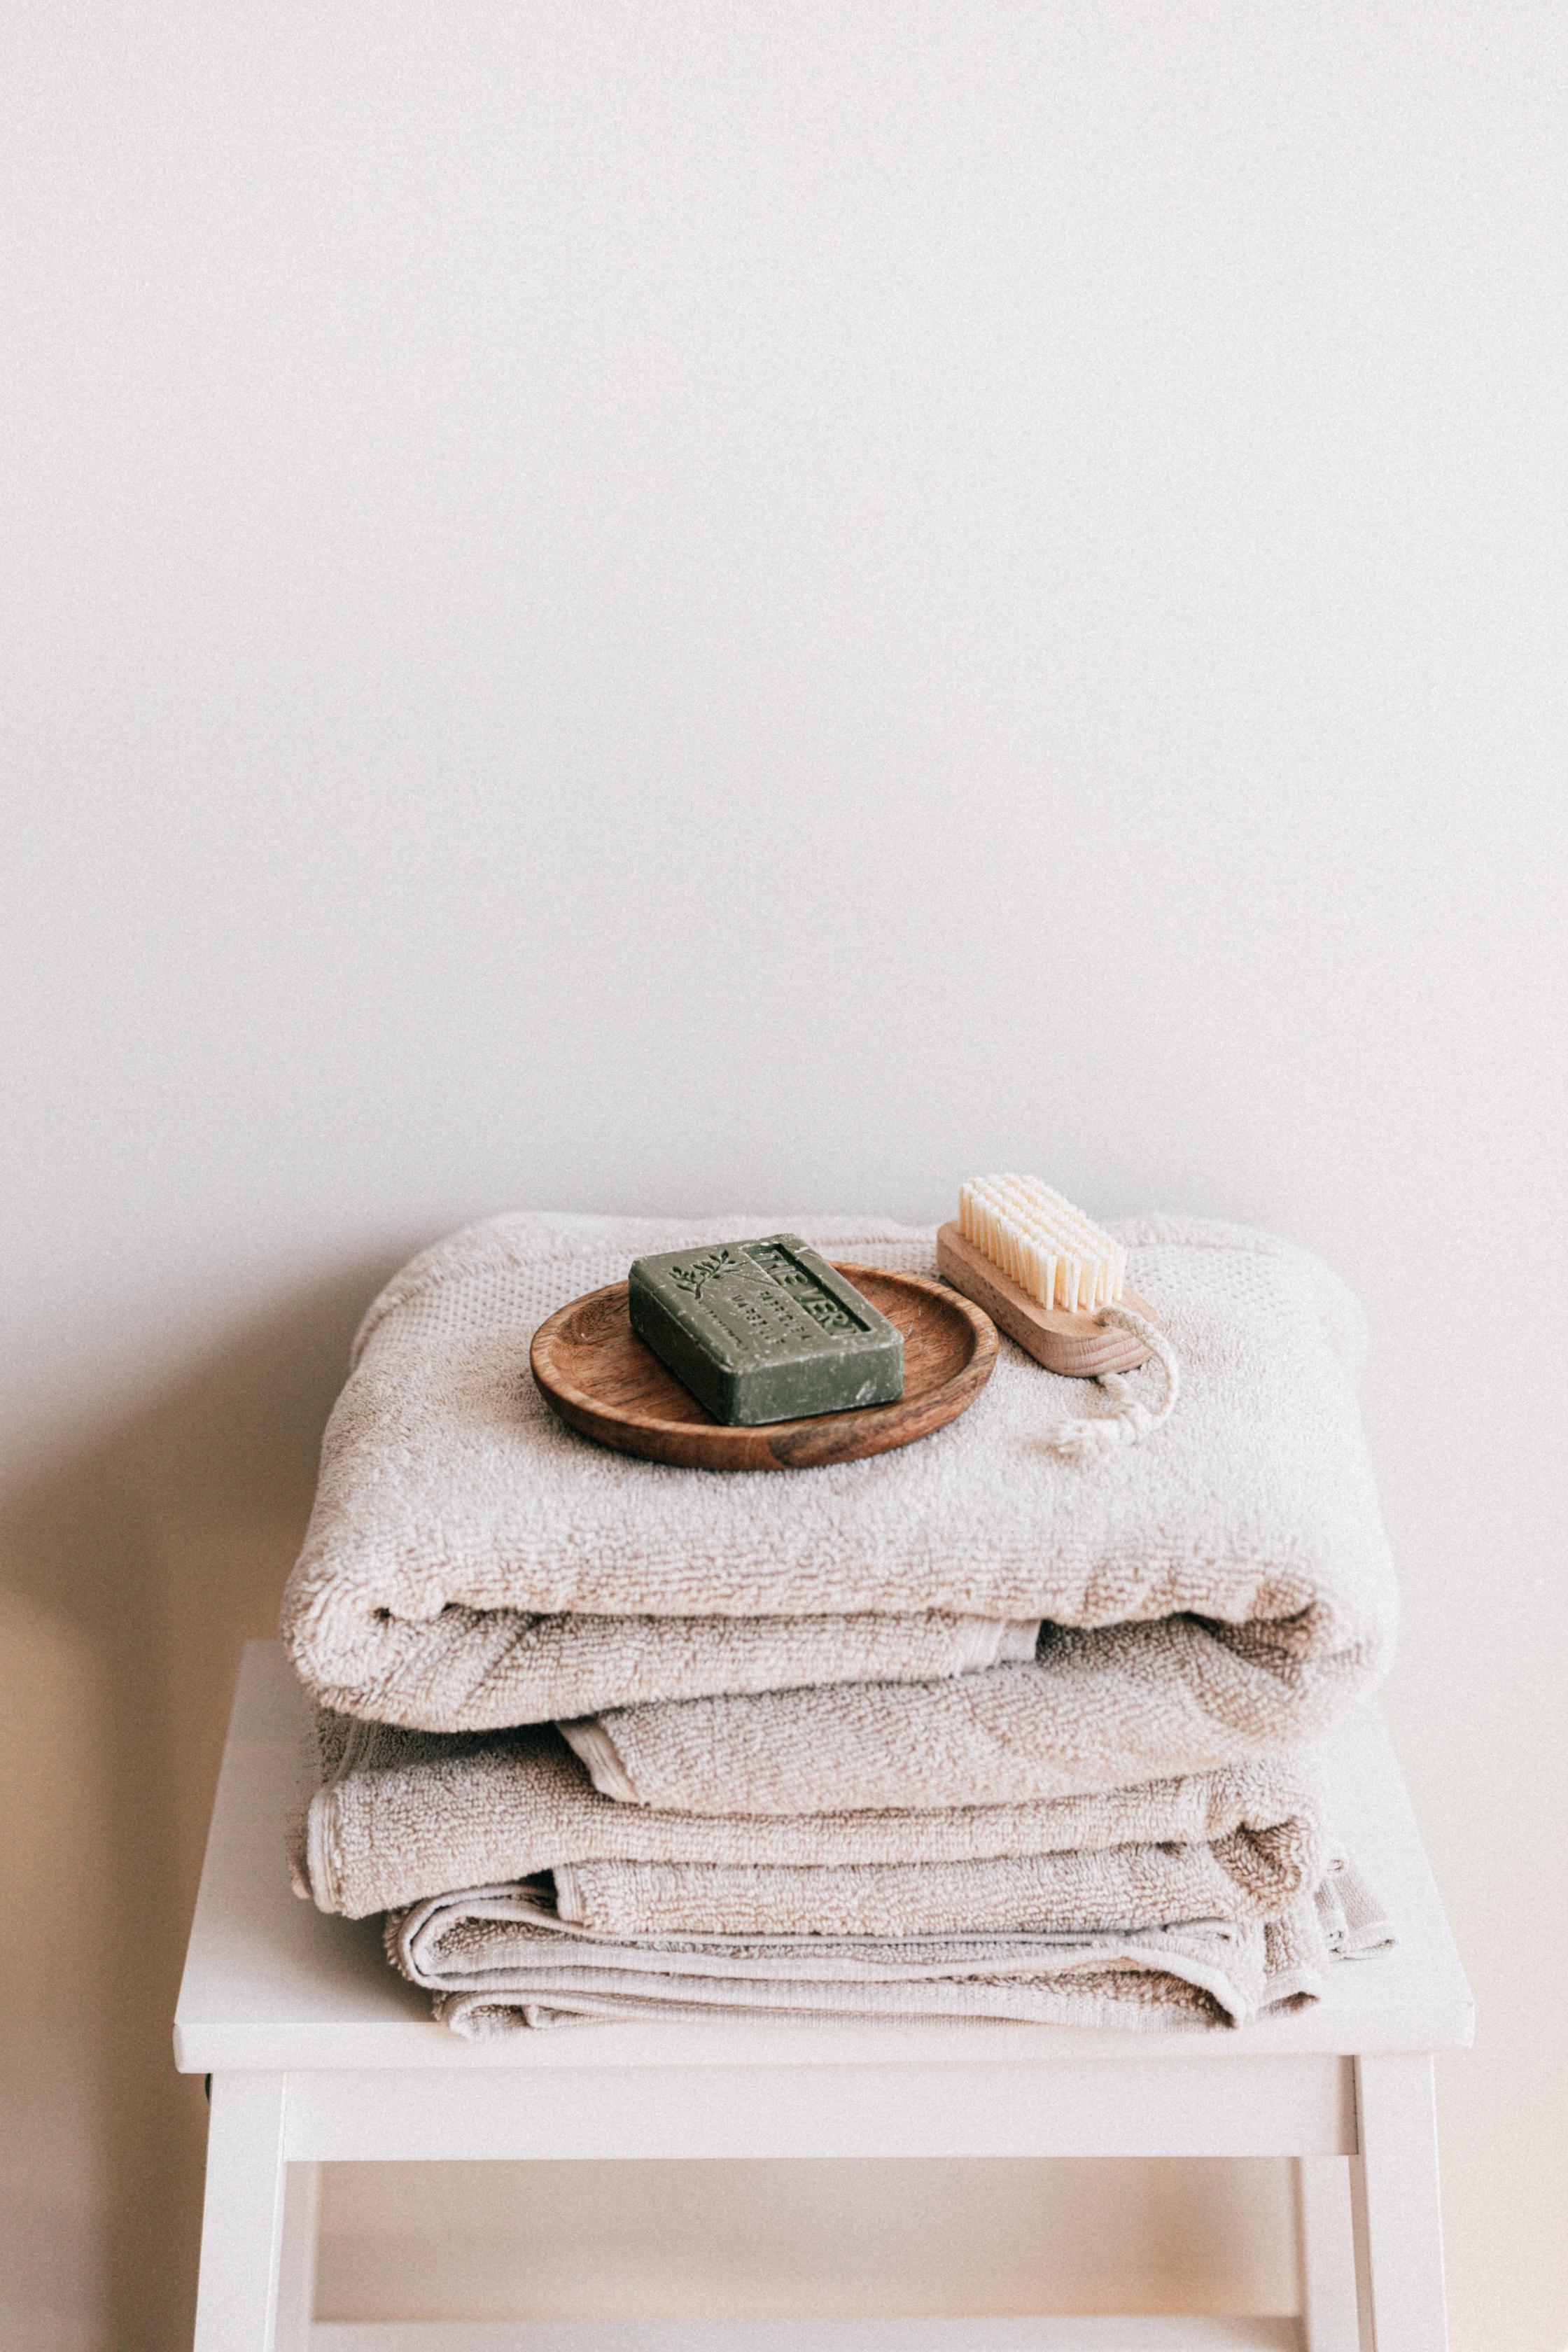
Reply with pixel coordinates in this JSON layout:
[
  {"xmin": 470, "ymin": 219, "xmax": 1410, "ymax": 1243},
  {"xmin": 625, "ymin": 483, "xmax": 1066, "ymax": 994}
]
[
  {"xmin": 559, "ymin": 1613, "xmax": 1378, "ymax": 1816},
  {"xmin": 549, "ymin": 1822, "xmax": 1324, "ymax": 1938},
  {"xmin": 288, "ymin": 1602, "xmax": 1040, "ymax": 1735},
  {"xmin": 295, "ymin": 1708, "xmax": 1325, "ymax": 1921},
  {"xmin": 281, "ymin": 1212, "xmax": 1395, "ymax": 1747},
  {"xmin": 390, "ymin": 1857, "xmax": 1394, "ymax": 2036}
]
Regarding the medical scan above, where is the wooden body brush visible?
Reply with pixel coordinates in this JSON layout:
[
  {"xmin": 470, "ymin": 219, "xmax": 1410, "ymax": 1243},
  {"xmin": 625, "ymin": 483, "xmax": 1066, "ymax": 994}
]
[{"xmin": 936, "ymin": 1175, "xmax": 1158, "ymax": 1376}]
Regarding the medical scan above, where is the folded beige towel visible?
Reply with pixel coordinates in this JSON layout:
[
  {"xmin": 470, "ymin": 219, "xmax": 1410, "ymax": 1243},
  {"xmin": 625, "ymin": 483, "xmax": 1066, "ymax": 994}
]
[
  {"xmin": 290, "ymin": 1602, "xmax": 1039, "ymax": 1734},
  {"xmin": 550, "ymin": 1816, "xmax": 1323, "ymax": 1938},
  {"xmin": 281, "ymin": 1213, "xmax": 1395, "ymax": 1742},
  {"xmin": 560, "ymin": 1613, "xmax": 1378, "ymax": 1815},
  {"xmin": 295, "ymin": 1708, "xmax": 1324, "ymax": 1921},
  {"xmin": 391, "ymin": 1857, "xmax": 1394, "ymax": 2036}
]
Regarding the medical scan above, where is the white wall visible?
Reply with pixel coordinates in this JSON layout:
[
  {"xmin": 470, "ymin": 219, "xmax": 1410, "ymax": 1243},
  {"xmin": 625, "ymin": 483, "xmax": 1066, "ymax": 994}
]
[{"xmin": 2, "ymin": 7, "xmax": 1564, "ymax": 2348}]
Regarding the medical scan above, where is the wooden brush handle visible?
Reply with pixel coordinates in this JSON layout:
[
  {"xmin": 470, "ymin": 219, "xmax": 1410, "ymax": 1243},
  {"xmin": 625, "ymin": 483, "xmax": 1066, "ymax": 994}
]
[{"xmin": 935, "ymin": 1222, "xmax": 1157, "ymax": 1377}]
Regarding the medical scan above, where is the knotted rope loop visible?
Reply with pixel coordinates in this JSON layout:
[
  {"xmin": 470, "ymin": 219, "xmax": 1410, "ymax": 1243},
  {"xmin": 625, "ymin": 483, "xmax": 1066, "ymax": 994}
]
[{"xmin": 1044, "ymin": 1306, "xmax": 1181, "ymax": 1462}]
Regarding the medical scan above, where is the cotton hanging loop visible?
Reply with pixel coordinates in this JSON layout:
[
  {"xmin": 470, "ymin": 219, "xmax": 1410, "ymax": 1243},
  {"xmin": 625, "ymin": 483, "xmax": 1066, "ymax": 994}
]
[{"xmin": 1044, "ymin": 1307, "xmax": 1181, "ymax": 1462}]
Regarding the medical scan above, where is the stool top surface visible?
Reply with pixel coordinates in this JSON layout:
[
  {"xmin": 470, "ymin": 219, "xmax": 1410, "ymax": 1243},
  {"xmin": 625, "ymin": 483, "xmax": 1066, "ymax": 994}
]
[{"xmin": 174, "ymin": 1643, "xmax": 1472, "ymax": 2073}]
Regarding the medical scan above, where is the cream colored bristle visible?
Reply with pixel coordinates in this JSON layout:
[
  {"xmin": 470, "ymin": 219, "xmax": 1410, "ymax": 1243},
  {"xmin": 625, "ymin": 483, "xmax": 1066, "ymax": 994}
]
[{"xmin": 957, "ymin": 1176, "xmax": 1125, "ymax": 1312}]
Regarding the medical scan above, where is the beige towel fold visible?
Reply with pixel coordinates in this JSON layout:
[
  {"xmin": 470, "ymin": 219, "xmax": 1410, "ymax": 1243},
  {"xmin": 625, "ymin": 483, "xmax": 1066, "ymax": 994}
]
[
  {"xmin": 550, "ymin": 1809, "xmax": 1324, "ymax": 1938},
  {"xmin": 296, "ymin": 1707, "xmax": 1325, "ymax": 1922},
  {"xmin": 560, "ymin": 1614, "xmax": 1380, "ymax": 1816},
  {"xmin": 282, "ymin": 1212, "xmax": 1396, "ymax": 1738},
  {"xmin": 292, "ymin": 1602, "xmax": 1040, "ymax": 1735},
  {"xmin": 391, "ymin": 1857, "xmax": 1394, "ymax": 2036}
]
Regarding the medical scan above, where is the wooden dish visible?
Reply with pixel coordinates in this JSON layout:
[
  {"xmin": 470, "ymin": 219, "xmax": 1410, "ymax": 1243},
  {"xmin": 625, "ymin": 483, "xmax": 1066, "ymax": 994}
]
[
  {"xmin": 936, "ymin": 1221, "xmax": 1158, "ymax": 1376},
  {"xmin": 530, "ymin": 1264, "xmax": 998, "ymax": 1471}
]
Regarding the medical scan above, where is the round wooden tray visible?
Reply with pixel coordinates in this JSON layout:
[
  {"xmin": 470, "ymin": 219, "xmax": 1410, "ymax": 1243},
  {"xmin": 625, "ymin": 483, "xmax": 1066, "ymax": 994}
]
[{"xmin": 530, "ymin": 1264, "xmax": 998, "ymax": 1471}]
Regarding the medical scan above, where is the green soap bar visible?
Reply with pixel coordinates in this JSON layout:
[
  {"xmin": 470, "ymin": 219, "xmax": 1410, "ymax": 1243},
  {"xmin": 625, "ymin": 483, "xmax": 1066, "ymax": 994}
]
[{"xmin": 627, "ymin": 1234, "xmax": 905, "ymax": 1427}]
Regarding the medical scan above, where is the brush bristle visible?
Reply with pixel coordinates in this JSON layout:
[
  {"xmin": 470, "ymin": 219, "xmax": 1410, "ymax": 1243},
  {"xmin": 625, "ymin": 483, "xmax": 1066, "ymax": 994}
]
[{"xmin": 958, "ymin": 1176, "xmax": 1126, "ymax": 1312}]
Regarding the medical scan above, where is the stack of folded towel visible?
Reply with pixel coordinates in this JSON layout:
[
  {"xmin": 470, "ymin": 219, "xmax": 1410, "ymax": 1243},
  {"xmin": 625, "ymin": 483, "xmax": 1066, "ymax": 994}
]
[{"xmin": 284, "ymin": 1210, "xmax": 1398, "ymax": 2036}]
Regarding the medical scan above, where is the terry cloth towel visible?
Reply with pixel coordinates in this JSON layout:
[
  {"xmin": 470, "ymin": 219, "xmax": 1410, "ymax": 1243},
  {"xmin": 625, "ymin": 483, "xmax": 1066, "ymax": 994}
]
[
  {"xmin": 289, "ymin": 1604, "xmax": 1040, "ymax": 1735},
  {"xmin": 389, "ymin": 1856, "xmax": 1394, "ymax": 2036},
  {"xmin": 282, "ymin": 1212, "xmax": 1396, "ymax": 1751},
  {"xmin": 295, "ymin": 1708, "xmax": 1325, "ymax": 1921},
  {"xmin": 559, "ymin": 1614, "xmax": 1374, "ymax": 1816},
  {"xmin": 546, "ymin": 1824, "xmax": 1323, "ymax": 1938}
]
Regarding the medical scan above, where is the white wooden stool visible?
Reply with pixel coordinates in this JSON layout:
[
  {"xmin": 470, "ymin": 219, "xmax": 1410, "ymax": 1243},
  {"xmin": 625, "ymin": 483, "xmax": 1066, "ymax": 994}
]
[{"xmin": 176, "ymin": 1645, "xmax": 1471, "ymax": 2352}]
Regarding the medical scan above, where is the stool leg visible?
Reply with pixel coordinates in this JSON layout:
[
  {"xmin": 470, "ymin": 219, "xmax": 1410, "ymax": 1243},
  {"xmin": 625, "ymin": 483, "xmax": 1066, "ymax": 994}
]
[
  {"xmin": 1296, "ymin": 2156, "xmax": 1362, "ymax": 2351},
  {"xmin": 192, "ymin": 2074, "xmax": 288, "ymax": 2352},
  {"xmin": 274, "ymin": 2164, "xmax": 321, "ymax": 2352},
  {"xmin": 1350, "ymin": 2053, "xmax": 1449, "ymax": 2351}
]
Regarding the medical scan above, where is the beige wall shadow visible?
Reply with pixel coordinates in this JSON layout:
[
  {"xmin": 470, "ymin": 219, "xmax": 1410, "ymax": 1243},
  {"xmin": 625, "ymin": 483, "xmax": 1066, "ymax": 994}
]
[{"xmin": 0, "ymin": 1249, "xmax": 413, "ymax": 2352}]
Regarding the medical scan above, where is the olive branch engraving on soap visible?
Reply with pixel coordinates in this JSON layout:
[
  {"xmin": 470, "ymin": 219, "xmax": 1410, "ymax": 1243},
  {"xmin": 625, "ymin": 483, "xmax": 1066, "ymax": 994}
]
[
  {"xmin": 666, "ymin": 1247, "xmax": 744, "ymax": 1303},
  {"xmin": 668, "ymin": 1241, "xmax": 860, "ymax": 1335}
]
